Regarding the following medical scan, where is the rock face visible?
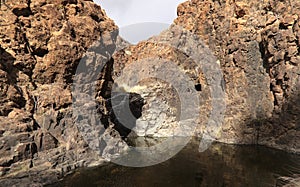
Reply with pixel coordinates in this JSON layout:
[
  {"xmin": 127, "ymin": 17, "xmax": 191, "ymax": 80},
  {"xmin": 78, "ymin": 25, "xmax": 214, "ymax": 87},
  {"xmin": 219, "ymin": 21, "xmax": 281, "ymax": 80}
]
[
  {"xmin": 0, "ymin": 0, "xmax": 300, "ymax": 185},
  {"xmin": 112, "ymin": 0, "xmax": 300, "ymax": 153},
  {"xmin": 0, "ymin": 0, "xmax": 121, "ymax": 185},
  {"xmin": 174, "ymin": 0, "xmax": 300, "ymax": 152}
]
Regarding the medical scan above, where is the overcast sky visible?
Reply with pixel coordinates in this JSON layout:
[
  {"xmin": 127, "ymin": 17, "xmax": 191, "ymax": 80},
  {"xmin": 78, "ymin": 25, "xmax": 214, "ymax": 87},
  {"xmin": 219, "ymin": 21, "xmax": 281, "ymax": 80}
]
[{"xmin": 94, "ymin": 0, "xmax": 185, "ymax": 43}]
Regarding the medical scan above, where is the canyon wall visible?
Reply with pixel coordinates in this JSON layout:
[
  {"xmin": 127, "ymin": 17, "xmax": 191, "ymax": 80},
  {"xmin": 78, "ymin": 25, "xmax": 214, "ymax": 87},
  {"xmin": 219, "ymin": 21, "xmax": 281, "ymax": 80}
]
[
  {"xmin": 174, "ymin": 0, "xmax": 300, "ymax": 152},
  {"xmin": 112, "ymin": 0, "xmax": 300, "ymax": 153},
  {"xmin": 0, "ymin": 0, "xmax": 299, "ymax": 185},
  {"xmin": 0, "ymin": 0, "xmax": 120, "ymax": 185}
]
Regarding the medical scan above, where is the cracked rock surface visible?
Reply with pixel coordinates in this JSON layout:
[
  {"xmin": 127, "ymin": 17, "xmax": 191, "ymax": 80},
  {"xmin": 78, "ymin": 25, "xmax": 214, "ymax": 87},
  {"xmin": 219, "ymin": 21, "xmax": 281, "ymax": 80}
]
[
  {"xmin": 113, "ymin": 0, "xmax": 300, "ymax": 153},
  {"xmin": 0, "ymin": 0, "xmax": 300, "ymax": 186},
  {"xmin": 0, "ymin": 0, "xmax": 122, "ymax": 185},
  {"xmin": 174, "ymin": 0, "xmax": 300, "ymax": 152}
]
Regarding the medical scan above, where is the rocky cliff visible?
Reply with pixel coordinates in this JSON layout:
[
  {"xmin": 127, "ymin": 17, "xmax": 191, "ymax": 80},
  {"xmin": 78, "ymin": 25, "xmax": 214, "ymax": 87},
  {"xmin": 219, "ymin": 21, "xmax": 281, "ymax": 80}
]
[
  {"xmin": 174, "ymin": 0, "xmax": 300, "ymax": 152},
  {"xmin": 0, "ymin": 0, "xmax": 120, "ymax": 185},
  {"xmin": 0, "ymin": 0, "xmax": 299, "ymax": 186},
  {"xmin": 112, "ymin": 0, "xmax": 300, "ymax": 152}
]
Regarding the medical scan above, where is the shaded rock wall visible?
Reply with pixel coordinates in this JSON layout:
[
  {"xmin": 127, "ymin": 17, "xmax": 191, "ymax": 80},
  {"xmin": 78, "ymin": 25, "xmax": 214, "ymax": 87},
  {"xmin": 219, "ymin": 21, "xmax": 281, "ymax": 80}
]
[{"xmin": 0, "ymin": 0, "xmax": 119, "ymax": 185}]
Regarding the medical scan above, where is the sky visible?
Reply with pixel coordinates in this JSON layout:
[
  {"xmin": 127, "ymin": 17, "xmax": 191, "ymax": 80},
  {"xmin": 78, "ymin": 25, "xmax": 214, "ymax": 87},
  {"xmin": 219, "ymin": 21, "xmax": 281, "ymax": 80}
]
[{"xmin": 94, "ymin": 0, "xmax": 186, "ymax": 43}]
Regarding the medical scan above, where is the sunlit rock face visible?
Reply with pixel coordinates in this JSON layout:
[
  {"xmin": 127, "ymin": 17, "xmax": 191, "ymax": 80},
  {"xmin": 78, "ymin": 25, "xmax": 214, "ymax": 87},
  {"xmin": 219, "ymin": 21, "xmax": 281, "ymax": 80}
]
[
  {"xmin": 174, "ymin": 0, "xmax": 300, "ymax": 152},
  {"xmin": 0, "ymin": 0, "xmax": 300, "ymax": 185},
  {"xmin": 112, "ymin": 0, "xmax": 300, "ymax": 153}
]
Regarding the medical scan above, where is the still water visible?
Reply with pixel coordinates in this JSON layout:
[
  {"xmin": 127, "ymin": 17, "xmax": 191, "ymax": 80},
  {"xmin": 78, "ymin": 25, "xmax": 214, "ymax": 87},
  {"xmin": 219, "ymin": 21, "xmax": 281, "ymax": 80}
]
[{"xmin": 50, "ymin": 139, "xmax": 300, "ymax": 187}]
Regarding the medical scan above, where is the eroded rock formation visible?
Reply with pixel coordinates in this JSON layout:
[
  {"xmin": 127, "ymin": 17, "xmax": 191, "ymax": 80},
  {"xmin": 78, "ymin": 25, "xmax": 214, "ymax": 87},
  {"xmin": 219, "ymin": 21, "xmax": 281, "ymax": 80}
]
[
  {"xmin": 0, "ymin": 0, "xmax": 121, "ymax": 185},
  {"xmin": 0, "ymin": 0, "xmax": 299, "ymax": 185},
  {"xmin": 174, "ymin": 0, "xmax": 300, "ymax": 152},
  {"xmin": 112, "ymin": 0, "xmax": 300, "ymax": 152}
]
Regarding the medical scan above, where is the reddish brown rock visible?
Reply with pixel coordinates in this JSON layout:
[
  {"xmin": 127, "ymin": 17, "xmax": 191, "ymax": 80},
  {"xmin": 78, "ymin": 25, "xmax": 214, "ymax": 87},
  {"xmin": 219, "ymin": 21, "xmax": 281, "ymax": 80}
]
[
  {"xmin": 112, "ymin": 0, "xmax": 300, "ymax": 152},
  {"xmin": 0, "ymin": 0, "xmax": 300, "ymax": 185},
  {"xmin": 174, "ymin": 0, "xmax": 300, "ymax": 151},
  {"xmin": 0, "ymin": 0, "xmax": 118, "ymax": 185}
]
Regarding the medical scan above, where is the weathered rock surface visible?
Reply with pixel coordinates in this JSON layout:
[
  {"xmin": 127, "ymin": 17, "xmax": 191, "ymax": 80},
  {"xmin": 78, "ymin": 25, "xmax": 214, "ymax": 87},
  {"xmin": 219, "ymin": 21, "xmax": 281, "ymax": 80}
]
[
  {"xmin": 173, "ymin": 0, "xmax": 300, "ymax": 153},
  {"xmin": 0, "ymin": 0, "xmax": 300, "ymax": 185},
  {"xmin": 0, "ymin": 0, "xmax": 122, "ymax": 185},
  {"xmin": 112, "ymin": 0, "xmax": 300, "ymax": 153}
]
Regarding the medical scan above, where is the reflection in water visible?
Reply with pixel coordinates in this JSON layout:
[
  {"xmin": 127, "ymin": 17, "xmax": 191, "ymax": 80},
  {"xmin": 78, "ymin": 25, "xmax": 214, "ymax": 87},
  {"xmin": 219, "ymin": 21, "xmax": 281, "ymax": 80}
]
[{"xmin": 50, "ymin": 138, "xmax": 300, "ymax": 187}]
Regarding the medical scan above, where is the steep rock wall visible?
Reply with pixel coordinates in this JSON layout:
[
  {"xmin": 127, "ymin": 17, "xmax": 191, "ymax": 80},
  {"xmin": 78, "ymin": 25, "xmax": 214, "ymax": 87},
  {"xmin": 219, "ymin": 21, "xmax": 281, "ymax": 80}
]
[
  {"xmin": 0, "ymin": 0, "xmax": 119, "ymax": 185},
  {"xmin": 174, "ymin": 0, "xmax": 300, "ymax": 152},
  {"xmin": 112, "ymin": 0, "xmax": 300, "ymax": 153},
  {"xmin": 0, "ymin": 0, "xmax": 299, "ymax": 185}
]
